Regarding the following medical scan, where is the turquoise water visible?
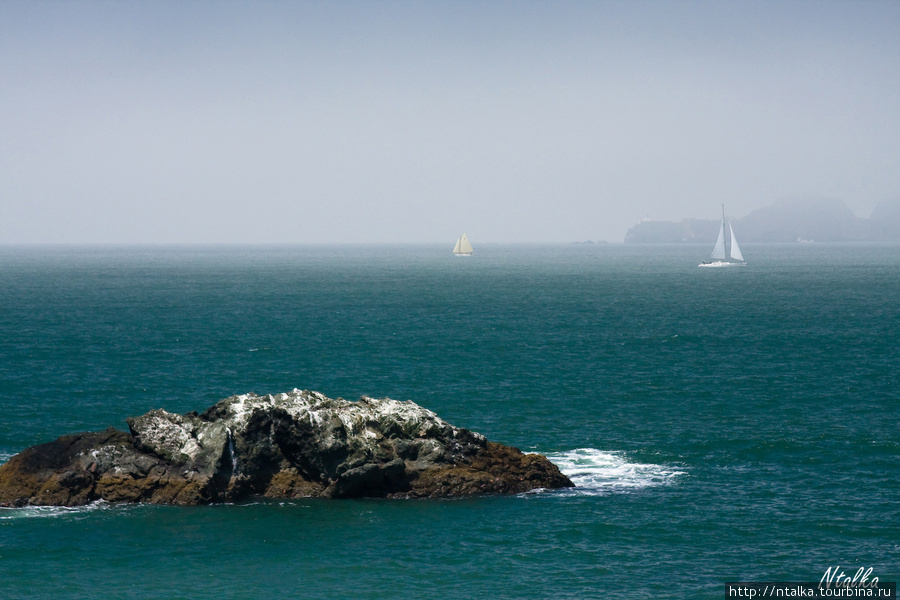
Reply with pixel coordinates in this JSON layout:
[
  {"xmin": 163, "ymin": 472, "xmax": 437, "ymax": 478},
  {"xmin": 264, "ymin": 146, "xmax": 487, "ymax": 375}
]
[{"xmin": 1, "ymin": 243, "xmax": 898, "ymax": 599}]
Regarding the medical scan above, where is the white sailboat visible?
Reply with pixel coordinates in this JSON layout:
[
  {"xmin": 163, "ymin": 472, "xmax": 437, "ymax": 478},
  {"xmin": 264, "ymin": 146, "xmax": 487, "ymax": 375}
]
[
  {"xmin": 452, "ymin": 233, "xmax": 474, "ymax": 256},
  {"xmin": 699, "ymin": 205, "xmax": 745, "ymax": 268}
]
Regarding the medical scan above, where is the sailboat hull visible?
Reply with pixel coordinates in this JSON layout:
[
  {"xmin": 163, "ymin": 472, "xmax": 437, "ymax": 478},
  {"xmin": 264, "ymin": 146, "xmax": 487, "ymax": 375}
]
[{"xmin": 698, "ymin": 260, "xmax": 746, "ymax": 268}]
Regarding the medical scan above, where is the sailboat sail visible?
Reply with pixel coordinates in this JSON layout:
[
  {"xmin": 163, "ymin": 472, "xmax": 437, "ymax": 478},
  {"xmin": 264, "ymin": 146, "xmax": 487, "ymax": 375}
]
[
  {"xmin": 728, "ymin": 222, "xmax": 744, "ymax": 262},
  {"xmin": 710, "ymin": 223, "xmax": 726, "ymax": 260},
  {"xmin": 453, "ymin": 233, "xmax": 473, "ymax": 255}
]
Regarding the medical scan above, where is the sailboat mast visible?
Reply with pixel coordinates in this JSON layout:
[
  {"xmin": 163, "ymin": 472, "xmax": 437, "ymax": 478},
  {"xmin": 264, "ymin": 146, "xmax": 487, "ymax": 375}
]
[{"xmin": 722, "ymin": 204, "xmax": 728, "ymax": 256}]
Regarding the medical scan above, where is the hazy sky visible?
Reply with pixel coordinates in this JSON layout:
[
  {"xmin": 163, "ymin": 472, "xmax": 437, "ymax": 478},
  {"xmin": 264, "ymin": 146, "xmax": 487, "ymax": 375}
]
[{"xmin": 2, "ymin": 1, "xmax": 899, "ymax": 244}]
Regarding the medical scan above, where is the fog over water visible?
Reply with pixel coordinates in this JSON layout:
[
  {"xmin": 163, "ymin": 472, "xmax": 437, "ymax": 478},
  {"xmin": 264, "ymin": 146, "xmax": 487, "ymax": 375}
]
[{"xmin": 2, "ymin": 1, "xmax": 899, "ymax": 244}]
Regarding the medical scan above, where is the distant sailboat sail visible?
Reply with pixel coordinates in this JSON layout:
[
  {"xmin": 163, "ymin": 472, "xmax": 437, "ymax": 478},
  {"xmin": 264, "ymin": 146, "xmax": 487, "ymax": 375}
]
[
  {"xmin": 710, "ymin": 222, "xmax": 726, "ymax": 260},
  {"xmin": 453, "ymin": 233, "xmax": 473, "ymax": 256},
  {"xmin": 699, "ymin": 205, "xmax": 746, "ymax": 268},
  {"xmin": 728, "ymin": 222, "xmax": 744, "ymax": 262}
]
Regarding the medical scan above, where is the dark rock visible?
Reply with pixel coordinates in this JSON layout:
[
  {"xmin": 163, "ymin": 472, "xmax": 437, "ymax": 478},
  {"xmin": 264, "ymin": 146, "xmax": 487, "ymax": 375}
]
[{"xmin": 0, "ymin": 389, "xmax": 573, "ymax": 506}]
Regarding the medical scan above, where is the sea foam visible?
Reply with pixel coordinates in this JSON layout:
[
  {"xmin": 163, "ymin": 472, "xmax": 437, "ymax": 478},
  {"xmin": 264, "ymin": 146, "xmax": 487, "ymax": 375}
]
[
  {"xmin": 0, "ymin": 501, "xmax": 114, "ymax": 520},
  {"xmin": 544, "ymin": 448, "xmax": 684, "ymax": 495}
]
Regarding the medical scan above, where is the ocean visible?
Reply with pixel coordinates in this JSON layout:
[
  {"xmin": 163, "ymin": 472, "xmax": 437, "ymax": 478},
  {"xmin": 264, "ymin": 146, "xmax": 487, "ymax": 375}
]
[{"xmin": 1, "ymin": 243, "xmax": 898, "ymax": 599}]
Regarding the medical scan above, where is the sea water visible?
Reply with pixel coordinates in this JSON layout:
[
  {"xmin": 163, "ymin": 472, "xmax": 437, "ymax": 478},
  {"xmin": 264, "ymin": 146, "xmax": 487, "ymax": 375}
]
[{"xmin": 1, "ymin": 243, "xmax": 898, "ymax": 599}]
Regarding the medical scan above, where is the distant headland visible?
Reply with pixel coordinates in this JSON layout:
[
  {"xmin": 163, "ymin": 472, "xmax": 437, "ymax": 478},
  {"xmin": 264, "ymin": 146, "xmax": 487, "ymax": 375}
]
[{"xmin": 625, "ymin": 198, "xmax": 900, "ymax": 243}]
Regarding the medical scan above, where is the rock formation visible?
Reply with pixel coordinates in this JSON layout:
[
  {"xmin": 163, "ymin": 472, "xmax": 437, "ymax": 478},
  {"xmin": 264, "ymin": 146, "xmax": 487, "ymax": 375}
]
[{"xmin": 0, "ymin": 389, "xmax": 573, "ymax": 506}]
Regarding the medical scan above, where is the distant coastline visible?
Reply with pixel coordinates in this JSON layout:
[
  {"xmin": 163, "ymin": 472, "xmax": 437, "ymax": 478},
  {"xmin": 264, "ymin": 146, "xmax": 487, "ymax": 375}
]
[{"xmin": 625, "ymin": 198, "xmax": 900, "ymax": 243}]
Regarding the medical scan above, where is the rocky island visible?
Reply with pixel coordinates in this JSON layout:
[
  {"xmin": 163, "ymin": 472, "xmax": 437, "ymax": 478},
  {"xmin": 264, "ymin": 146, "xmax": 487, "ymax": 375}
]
[{"xmin": 0, "ymin": 389, "xmax": 573, "ymax": 506}]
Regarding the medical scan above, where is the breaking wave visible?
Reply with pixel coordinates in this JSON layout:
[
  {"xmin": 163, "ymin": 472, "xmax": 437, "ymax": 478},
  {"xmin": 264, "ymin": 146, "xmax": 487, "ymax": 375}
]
[
  {"xmin": 0, "ymin": 501, "xmax": 116, "ymax": 520},
  {"xmin": 544, "ymin": 448, "xmax": 685, "ymax": 496}
]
